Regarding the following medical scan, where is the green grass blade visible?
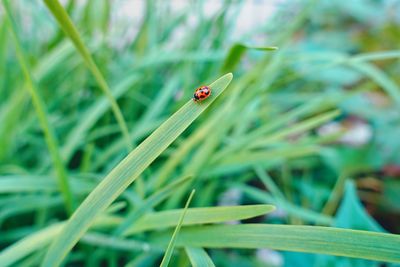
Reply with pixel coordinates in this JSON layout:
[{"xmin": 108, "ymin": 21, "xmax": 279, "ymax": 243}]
[
  {"xmin": 185, "ymin": 247, "xmax": 215, "ymax": 267},
  {"xmin": 159, "ymin": 224, "xmax": 400, "ymax": 263},
  {"xmin": 249, "ymin": 110, "xmax": 340, "ymax": 148},
  {"xmin": 42, "ymin": 0, "xmax": 132, "ymax": 150},
  {"xmin": 81, "ymin": 232, "xmax": 153, "ymax": 252},
  {"xmin": 41, "ymin": 73, "xmax": 233, "ymax": 267},
  {"xmin": 0, "ymin": 177, "xmax": 56, "ymax": 193},
  {"xmin": 0, "ymin": 175, "xmax": 94, "ymax": 194},
  {"xmin": 221, "ymin": 43, "xmax": 278, "ymax": 73},
  {"xmin": 237, "ymin": 185, "xmax": 333, "ymax": 225},
  {"xmin": 2, "ymin": 0, "xmax": 74, "ymax": 213},
  {"xmin": 347, "ymin": 60, "xmax": 400, "ymax": 106},
  {"xmin": 254, "ymin": 166, "xmax": 285, "ymax": 200},
  {"xmin": 350, "ymin": 50, "xmax": 400, "ymax": 62},
  {"xmin": 322, "ymin": 173, "xmax": 348, "ymax": 215},
  {"xmin": 159, "ymin": 189, "xmax": 195, "ymax": 267},
  {"xmin": 126, "ymin": 204, "xmax": 275, "ymax": 235},
  {"xmin": 208, "ymin": 146, "xmax": 318, "ymax": 176}
]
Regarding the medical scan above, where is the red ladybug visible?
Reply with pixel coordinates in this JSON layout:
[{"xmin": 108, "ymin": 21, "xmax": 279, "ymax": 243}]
[{"xmin": 193, "ymin": 86, "xmax": 211, "ymax": 102}]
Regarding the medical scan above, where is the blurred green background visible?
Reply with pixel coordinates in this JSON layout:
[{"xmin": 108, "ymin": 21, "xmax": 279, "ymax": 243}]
[{"xmin": 1, "ymin": 0, "xmax": 400, "ymax": 266}]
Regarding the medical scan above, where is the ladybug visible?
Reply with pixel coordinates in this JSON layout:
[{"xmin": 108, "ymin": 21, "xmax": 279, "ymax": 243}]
[{"xmin": 193, "ymin": 86, "xmax": 211, "ymax": 102}]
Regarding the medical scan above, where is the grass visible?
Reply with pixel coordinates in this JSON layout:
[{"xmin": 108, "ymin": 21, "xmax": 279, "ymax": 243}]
[
  {"xmin": 162, "ymin": 224, "xmax": 400, "ymax": 263},
  {"xmin": 41, "ymin": 73, "xmax": 233, "ymax": 267},
  {"xmin": 1, "ymin": 1, "xmax": 400, "ymax": 267},
  {"xmin": 2, "ymin": 0, "xmax": 75, "ymax": 214},
  {"xmin": 43, "ymin": 0, "xmax": 133, "ymax": 151},
  {"xmin": 159, "ymin": 189, "xmax": 195, "ymax": 267}
]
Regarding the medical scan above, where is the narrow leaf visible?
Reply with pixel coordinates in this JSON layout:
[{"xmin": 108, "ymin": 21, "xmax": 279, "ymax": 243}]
[
  {"xmin": 126, "ymin": 204, "xmax": 275, "ymax": 235},
  {"xmin": 157, "ymin": 224, "xmax": 400, "ymax": 263},
  {"xmin": 185, "ymin": 247, "xmax": 216, "ymax": 267},
  {"xmin": 160, "ymin": 189, "xmax": 195, "ymax": 267},
  {"xmin": 249, "ymin": 110, "xmax": 340, "ymax": 148},
  {"xmin": 347, "ymin": 61, "xmax": 400, "ymax": 106},
  {"xmin": 221, "ymin": 43, "xmax": 278, "ymax": 72}
]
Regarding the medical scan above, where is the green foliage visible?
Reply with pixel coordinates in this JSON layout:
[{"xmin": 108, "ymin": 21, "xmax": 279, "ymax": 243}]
[
  {"xmin": 1, "ymin": 1, "xmax": 400, "ymax": 267},
  {"xmin": 154, "ymin": 224, "xmax": 400, "ymax": 263},
  {"xmin": 160, "ymin": 189, "xmax": 195, "ymax": 267},
  {"xmin": 185, "ymin": 247, "xmax": 216, "ymax": 267},
  {"xmin": 2, "ymin": 0, "xmax": 74, "ymax": 213},
  {"xmin": 41, "ymin": 73, "xmax": 233, "ymax": 266},
  {"xmin": 42, "ymin": 0, "xmax": 133, "ymax": 150},
  {"xmin": 0, "ymin": 205, "xmax": 275, "ymax": 266}
]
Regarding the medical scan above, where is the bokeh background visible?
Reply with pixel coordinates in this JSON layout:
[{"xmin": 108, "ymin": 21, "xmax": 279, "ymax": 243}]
[{"xmin": 1, "ymin": 0, "xmax": 400, "ymax": 266}]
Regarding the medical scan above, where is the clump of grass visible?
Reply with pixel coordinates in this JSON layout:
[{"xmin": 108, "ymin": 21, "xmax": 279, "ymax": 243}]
[{"xmin": 1, "ymin": 1, "xmax": 400, "ymax": 267}]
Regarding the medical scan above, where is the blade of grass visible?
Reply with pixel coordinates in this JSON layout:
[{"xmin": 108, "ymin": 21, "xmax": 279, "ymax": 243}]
[
  {"xmin": 220, "ymin": 43, "xmax": 278, "ymax": 73},
  {"xmin": 350, "ymin": 50, "xmax": 400, "ymax": 62},
  {"xmin": 185, "ymin": 247, "xmax": 215, "ymax": 267},
  {"xmin": 249, "ymin": 110, "xmax": 340, "ymax": 148},
  {"xmin": 254, "ymin": 166, "xmax": 285, "ymax": 200},
  {"xmin": 125, "ymin": 204, "xmax": 275, "ymax": 235},
  {"xmin": 346, "ymin": 60, "xmax": 400, "ymax": 106},
  {"xmin": 2, "ymin": 0, "xmax": 74, "ymax": 214},
  {"xmin": 41, "ymin": 73, "xmax": 233, "ymax": 267},
  {"xmin": 0, "ymin": 196, "xmax": 63, "ymax": 227},
  {"xmin": 321, "ymin": 173, "xmax": 348, "ymax": 216},
  {"xmin": 156, "ymin": 224, "xmax": 400, "ymax": 263},
  {"xmin": 0, "ymin": 175, "xmax": 94, "ymax": 194},
  {"xmin": 236, "ymin": 184, "xmax": 333, "ymax": 225},
  {"xmin": 159, "ymin": 189, "xmax": 195, "ymax": 267},
  {"xmin": 42, "ymin": 0, "xmax": 132, "ymax": 150},
  {"xmin": 81, "ymin": 232, "xmax": 153, "ymax": 252},
  {"xmin": 207, "ymin": 145, "xmax": 319, "ymax": 176}
]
